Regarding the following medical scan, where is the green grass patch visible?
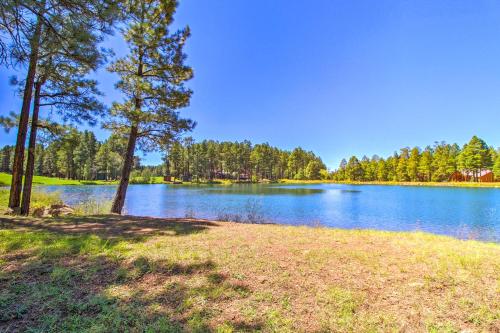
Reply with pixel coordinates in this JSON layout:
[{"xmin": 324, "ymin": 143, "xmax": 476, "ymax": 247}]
[{"xmin": 0, "ymin": 172, "xmax": 119, "ymax": 186}]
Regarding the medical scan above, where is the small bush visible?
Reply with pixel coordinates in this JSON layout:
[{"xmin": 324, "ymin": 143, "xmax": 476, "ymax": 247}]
[
  {"xmin": 244, "ymin": 199, "xmax": 264, "ymax": 223},
  {"xmin": 73, "ymin": 199, "xmax": 112, "ymax": 215},
  {"xmin": 30, "ymin": 191, "xmax": 63, "ymax": 210},
  {"xmin": 0, "ymin": 189, "xmax": 63, "ymax": 212}
]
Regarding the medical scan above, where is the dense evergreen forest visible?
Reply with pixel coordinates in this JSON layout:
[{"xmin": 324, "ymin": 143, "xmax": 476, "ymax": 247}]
[
  {"xmin": 331, "ymin": 136, "xmax": 500, "ymax": 182},
  {"xmin": 2, "ymin": 134, "xmax": 500, "ymax": 183},
  {"xmin": 0, "ymin": 128, "xmax": 327, "ymax": 182},
  {"xmin": 165, "ymin": 139, "xmax": 326, "ymax": 181}
]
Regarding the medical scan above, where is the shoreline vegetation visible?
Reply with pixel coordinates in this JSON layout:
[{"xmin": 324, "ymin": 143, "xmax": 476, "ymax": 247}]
[
  {"xmin": 3, "ymin": 172, "xmax": 500, "ymax": 189},
  {"xmin": 279, "ymin": 179, "xmax": 500, "ymax": 188},
  {"xmin": 4, "ymin": 135, "xmax": 500, "ymax": 189},
  {"xmin": 3, "ymin": 134, "xmax": 500, "ymax": 215},
  {"xmin": 0, "ymin": 214, "xmax": 498, "ymax": 332}
]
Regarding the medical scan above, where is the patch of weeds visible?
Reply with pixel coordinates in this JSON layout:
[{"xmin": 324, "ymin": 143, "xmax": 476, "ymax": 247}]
[
  {"xmin": 131, "ymin": 256, "xmax": 153, "ymax": 278},
  {"xmin": 426, "ymin": 321, "xmax": 459, "ymax": 333},
  {"xmin": 179, "ymin": 297, "xmax": 195, "ymax": 313},
  {"xmin": 232, "ymin": 272, "xmax": 246, "ymax": 280},
  {"xmin": 423, "ymin": 260, "xmax": 459, "ymax": 292},
  {"xmin": 455, "ymin": 254, "xmax": 483, "ymax": 272},
  {"xmin": 81, "ymin": 264, "xmax": 101, "ymax": 282},
  {"xmin": 162, "ymin": 282, "xmax": 187, "ymax": 312},
  {"xmin": 207, "ymin": 272, "xmax": 225, "ymax": 284},
  {"xmin": 145, "ymin": 316, "xmax": 182, "ymax": 333},
  {"xmin": 254, "ymin": 291, "xmax": 274, "ymax": 303},
  {"xmin": 215, "ymin": 322, "xmax": 234, "ymax": 333},
  {"xmin": 466, "ymin": 305, "xmax": 499, "ymax": 327},
  {"xmin": 73, "ymin": 198, "xmax": 112, "ymax": 215},
  {"xmin": 114, "ymin": 266, "xmax": 130, "ymax": 282},
  {"xmin": 187, "ymin": 310, "xmax": 211, "ymax": 333},
  {"xmin": 265, "ymin": 309, "xmax": 293, "ymax": 332},
  {"xmin": 189, "ymin": 284, "xmax": 225, "ymax": 301},
  {"xmin": 241, "ymin": 304, "xmax": 258, "ymax": 322},
  {"xmin": 77, "ymin": 294, "xmax": 115, "ymax": 315},
  {"xmin": 50, "ymin": 266, "xmax": 75, "ymax": 285},
  {"xmin": 232, "ymin": 284, "xmax": 250, "ymax": 298},
  {"xmin": 39, "ymin": 313, "xmax": 59, "ymax": 331},
  {"xmin": 10, "ymin": 282, "xmax": 30, "ymax": 294},
  {"xmin": 0, "ymin": 292, "xmax": 28, "ymax": 321},
  {"xmin": 281, "ymin": 294, "xmax": 292, "ymax": 311},
  {"xmin": 318, "ymin": 287, "xmax": 363, "ymax": 330}
]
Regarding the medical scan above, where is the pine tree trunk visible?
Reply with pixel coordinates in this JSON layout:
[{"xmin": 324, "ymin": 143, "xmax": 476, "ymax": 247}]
[
  {"xmin": 21, "ymin": 81, "xmax": 42, "ymax": 215},
  {"xmin": 9, "ymin": 13, "xmax": 43, "ymax": 210},
  {"xmin": 111, "ymin": 125, "xmax": 138, "ymax": 214}
]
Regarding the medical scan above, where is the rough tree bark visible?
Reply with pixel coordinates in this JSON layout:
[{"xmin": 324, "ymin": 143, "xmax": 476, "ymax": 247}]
[
  {"xmin": 110, "ymin": 124, "xmax": 138, "ymax": 214},
  {"xmin": 110, "ymin": 53, "xmax": 144, "ymax": 215},
  {"xmin": 20, "ymin": 81, "xmax": 42, "ymax": 215},
  {"xmin": 8, "ymin": 8, "xmax": 44, "ymax": 209}
]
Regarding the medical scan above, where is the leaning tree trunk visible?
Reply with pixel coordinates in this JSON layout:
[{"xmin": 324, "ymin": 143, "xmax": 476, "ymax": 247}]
[
  {"xmin": 20, "ymin": 81, "xmax": 42, "ymax": 215},
  {"xmin": 112, "ymin": 53, "xmax": 144, "ymax": 214},
  {"xmin": 9, "ymin": 15, "xmax": 43, "ymax": 209},
  {"xmin": 110, "ymin": 125, "xmax": 138, "ymax": 214}
]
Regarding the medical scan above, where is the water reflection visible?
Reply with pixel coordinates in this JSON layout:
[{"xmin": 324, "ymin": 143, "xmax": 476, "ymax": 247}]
[
  {"xmin": 204, "ymin": 186, "xmax": 325, "ymax": 195},
  {"xmin": 39, "ymin": 183, "xmax": 500, "ymax": 242},
  {"xmin": 340, "ymin": 189, "xmax": 362, "ymax": 193}
]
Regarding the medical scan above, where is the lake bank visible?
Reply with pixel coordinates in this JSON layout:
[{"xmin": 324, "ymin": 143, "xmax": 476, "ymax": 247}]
[
  {"xmin": 279, "ymin": 179, "xmax": 500, "ymax": 188},
  {"xmin": 0, "ymin": 214, "xmax": 498, "ymax": 332},
  {"xmin": 3, "ymin": 183, "xmax": 500, "ymax": 242},
  {"xmin": 0, "ymin": 172, "xmax": 120, "ymax": 186},
  {"xmin": 0, "ymin": 172, "xmax": 236, "ymax": 187},
  {"xmin": 4, "ymin": 172, "xmax": 500, "ymax": 188}
]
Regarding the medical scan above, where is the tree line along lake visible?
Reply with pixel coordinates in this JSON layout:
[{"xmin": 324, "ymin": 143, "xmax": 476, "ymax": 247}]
[{"xmin": 36, "ymin": 183, "xmax": 500, "ymax": 243}]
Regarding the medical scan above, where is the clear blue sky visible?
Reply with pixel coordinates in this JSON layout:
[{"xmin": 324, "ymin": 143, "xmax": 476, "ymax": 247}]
[{"xmin": 2, "ymin": 0, "xmax": 500, "ymax": 168}]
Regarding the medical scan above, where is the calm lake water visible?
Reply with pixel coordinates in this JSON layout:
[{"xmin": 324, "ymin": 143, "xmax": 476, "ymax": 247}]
[{"xmin": 39, "ymin": 183, "xmax": 500, "ymax": 242}]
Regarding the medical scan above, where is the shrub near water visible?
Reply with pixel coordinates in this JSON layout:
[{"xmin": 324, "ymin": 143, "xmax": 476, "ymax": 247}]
[
  {"xmin": 215, "ymin": 199, "xmax": 266, "ymax": 223},
  {"xmin": 73, "ymin": 199, "xmax": 112, "ymax": 215},
  {"xmin": 0, "ymin": 189, "xmax": 114, "ymax": 216},
  {"xmin": 30, "ymin": 191, "xmax": 63, "ymax": 211},
  {"xmin": 0, "ymin": 189, "xmax": 63, "ymax": 212}
]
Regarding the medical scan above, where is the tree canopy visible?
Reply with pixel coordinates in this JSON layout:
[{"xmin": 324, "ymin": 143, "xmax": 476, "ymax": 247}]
[
  {"xmin": 108, "ymin": 0, "xmax": 195, "ymax": 213},
  {"xmin": 332, "ymin": 136, "xmax": 498, "ymax": 182}
]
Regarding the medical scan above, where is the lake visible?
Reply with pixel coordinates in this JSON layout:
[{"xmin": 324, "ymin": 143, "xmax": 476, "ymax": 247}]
[{"xmin": 39, "ymin": 183, "xmax": 500, "ymax": 242}]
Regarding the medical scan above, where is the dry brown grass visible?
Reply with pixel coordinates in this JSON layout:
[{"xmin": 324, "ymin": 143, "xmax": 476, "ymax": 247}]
[{"xmin": 0, "ymin": 215, "xmax": 499, "ymax": 332}]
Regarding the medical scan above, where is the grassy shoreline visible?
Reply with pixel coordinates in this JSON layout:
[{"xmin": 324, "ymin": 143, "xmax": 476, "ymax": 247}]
[
  {"xmin": 3, "ymin": 172, "xmax": 500, "ymax": 189},
  {"xmin": 0, "ymin": 214, "xmax": 498, "ymax": 332},
  {"xmin": 0, "ymin": 172, "xmax": 172, "ymax": 187},
  {"xmin": 0, "ymin": 172, "xmax": 119, "ymax": 186},
  {"xmin": 0, "ymin": 172, "xmax": 235, "ymax": 187},
  {"xmin": 279, "ymin": 179, "xmax": 500, "ymax": 188}
]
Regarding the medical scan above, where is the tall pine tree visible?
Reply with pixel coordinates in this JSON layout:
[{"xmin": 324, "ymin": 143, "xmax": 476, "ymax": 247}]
[
  {"xmin": 107, "ymin": 0, "xmax": 194, "ymax": 214},
  {"xmin": 1, "ymin": 0, "xmax": 117, "ymax": 210}
]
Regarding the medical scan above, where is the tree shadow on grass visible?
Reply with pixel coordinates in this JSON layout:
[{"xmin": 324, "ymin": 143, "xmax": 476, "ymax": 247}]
[
  {"xmin": 0, "ymin": 216, "xmax": 263, "ymax": 332},
  {"xmin": 0, "ymin": 214, "xmax": 219, "ymax": 240}
]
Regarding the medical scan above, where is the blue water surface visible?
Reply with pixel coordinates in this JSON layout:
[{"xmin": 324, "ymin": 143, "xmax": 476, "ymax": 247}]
[{"xmin": 40, "ymin": 183, "xmax": 500, "ymax": 242}]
